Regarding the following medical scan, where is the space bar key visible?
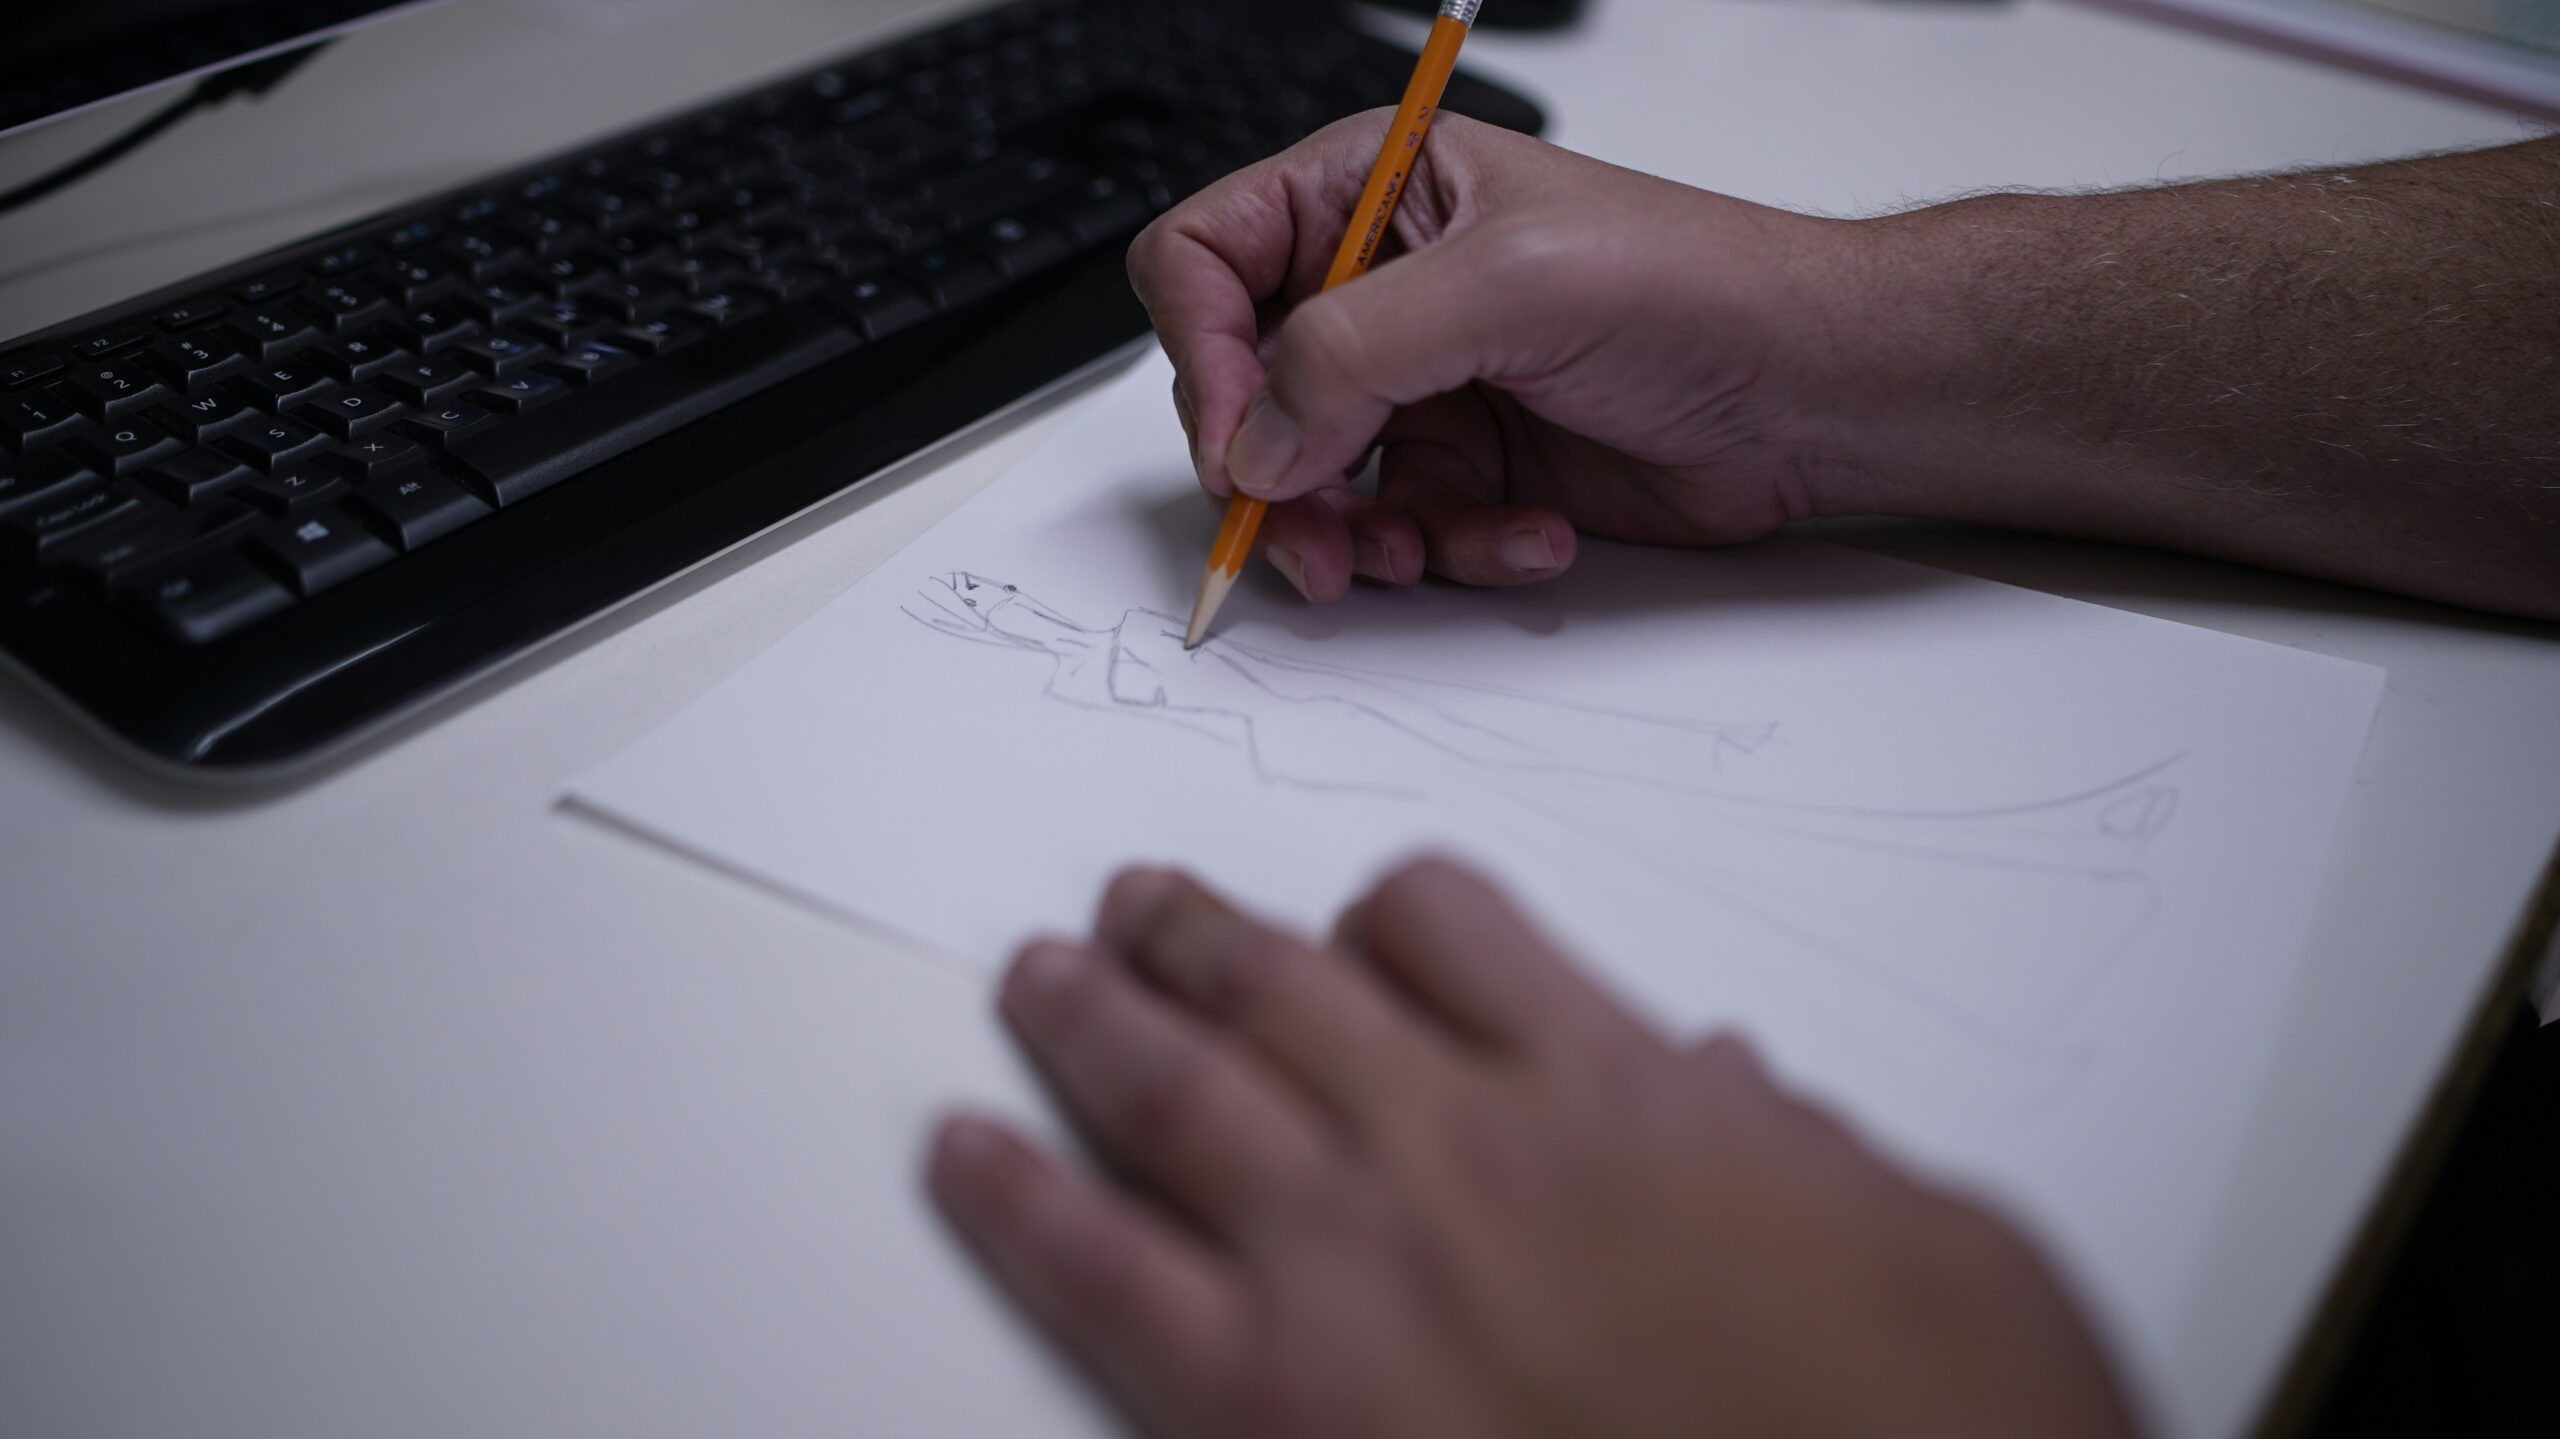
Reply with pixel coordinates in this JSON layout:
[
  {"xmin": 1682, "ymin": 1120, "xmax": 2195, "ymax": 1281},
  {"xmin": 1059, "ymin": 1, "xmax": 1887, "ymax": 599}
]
[{"xmin": 445, "ymin": 307, "xmax": 861, "ymax": 506}]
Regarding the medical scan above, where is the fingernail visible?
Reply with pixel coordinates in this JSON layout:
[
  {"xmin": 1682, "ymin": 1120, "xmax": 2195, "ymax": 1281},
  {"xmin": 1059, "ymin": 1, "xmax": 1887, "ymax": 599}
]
[
  {"xmin": 1499, "ymin": 528, "xmax": 1557, "ymax": 573},
  {"xmin": 1008, "ymin": 940, "xmax": 1085, "ymax": 999},
  {"xmin": 935, "ymin": 1116, "xmax": 1002, "ymax": 1176},
  {"xmin": 1357, "ymin": 537, "xmax": 1395, "ymax": 583},
  {"xmin": 1267, "ymin": 544, "xmax": 1309, "ymax": 597},
  {"xmin": 1225, "ymin": 396, "xmax": 1301, "ymax": 496}
]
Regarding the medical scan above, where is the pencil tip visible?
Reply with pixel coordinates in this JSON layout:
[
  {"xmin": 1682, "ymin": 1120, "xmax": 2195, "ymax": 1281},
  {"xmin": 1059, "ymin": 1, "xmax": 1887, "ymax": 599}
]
[{"xmin": 1185, "ymin": 567, "xmax": 1236, "ymax": 650}]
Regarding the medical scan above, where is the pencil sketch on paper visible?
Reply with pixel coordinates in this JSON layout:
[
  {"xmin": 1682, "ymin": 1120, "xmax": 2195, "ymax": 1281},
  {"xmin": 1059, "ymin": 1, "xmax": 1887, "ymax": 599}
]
[{"xmin": 902, "ymin": 570, "xmax": 2179, "ymax": 1065}]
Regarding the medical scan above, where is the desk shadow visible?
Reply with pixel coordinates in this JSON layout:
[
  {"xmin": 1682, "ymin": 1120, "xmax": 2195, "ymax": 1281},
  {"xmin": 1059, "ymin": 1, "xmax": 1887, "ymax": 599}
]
[
  {"xmin": 1118, "ymin": 483, "xmax": 1957, "ymax": 649},
  {"xmin": 1125, "ymin": 490, "xmax": 2560, "ymax": 652},
  {"xmin": 1808, "ymin": 518, "xmax": 2560, "ymax": 643}
]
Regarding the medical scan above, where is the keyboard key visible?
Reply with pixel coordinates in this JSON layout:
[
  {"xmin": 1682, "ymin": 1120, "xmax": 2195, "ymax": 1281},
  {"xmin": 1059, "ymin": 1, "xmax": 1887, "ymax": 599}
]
[
  {"xmin": 150, "ymin": 330, "xmax": 247, "ymax": 388},
  {"xmin": 447, "ymin": 231, "xmax": 528, "ymax": 278},
  {"xmin": 348, "ymin": 468, "xmax": 491, "ymax": 550},
  {"xmin": 307, "ymin": 243, "xmax": 374, "ymax": 277},
  {"xmin": 382, "ymin": 219, "xmax": 440, "ymax": 253},
  {"xmin": 135, "ymin": 448, "xmax": 255, "ymax": 504},
  {"xmin": 4, "ymin": 353, "xmax": 67, "ymax": 390},
  {"xmin": 472, "ymin": 371, "xmax": 568, "ymax": 414},
  {"xmin": 508, "ymin": 212, "xmax": 589, "ymax": 257},
  {"xmin": 247, "ymin": 507, "xmax": 395, "ymax": 595},
  {"xmin": 583, "ymin": 275, "xmax": 681, "ymax": 321},
  {"xmin": 596, "ymin": 231, "xmax": 668, "ymax": 273},
  {"xmin": 317, "ymin": 332, "xmax": 409, "ymax": 382},
  {"xmin": 447, "ymin": 305, "xmax": 856, "ymax": 505},
  {"xmin": 521, "ymin": 302, "xmax": 613, "ymax": 348},
  {"xmin": 377, "ymin": 355, "xmax": 480, "ymax": 405},
  {"xmin": 4, "ymin": 387, "xmax": 93, "ymax": 450},
  {"xmin": 452, "ymin": 331, "xmax": 548, "ymax": 376},
  {"xmin": 534, "ymin": 250, "xmax": 618, "ymax": 297},
  {"xmin": 240, "ymin": 466, "xmax": 346, "ymax": 514},
  {"xmin": 899, "ymin": 246, "xmax": 1001, "ymax": 308},
  {"xmin": 232, "ymin": 269, "xmax": 302, "ymax": 304},
  {"xmin": 965, "ymin": 214, "xmax": 1070, "ymax": 277},
  {"xmin": 654, "ymin": 252, "xmax": 743, "ymax": 297},
  {"xmin": 228, "ymin": 308, "xmax": 319, "ymax": 360},
  {"xmin": 70, "ymin": 418, "xmax": 185, "ymax": 476},
  {"xmin": 56, "ymin": 500, "xmax": 255, "ymax": 587},
  {"xmin": 302, "ymin": 280, "xmax": 390, "ymax": 332},
  {"xmin": 686, "ymin": 289, "xmax": 769, "ymax": 328},
  {"xmin": 375, "ymin": 255, "xmax": 463, "ymax": 304},
  {"xmin": 73, "ymin": 328, "xmax": 149, "ymax": 361},
  {"xmin": 221, "ymin": 415, "xmax": 329, "ymax": 471},
  {"xmin": 538, "ymin": 341, "xmax": 634, "ymax": 385},
  {"xmin": 386, "ymin": 305, "xmax": 477, "ymax": 352},
  {"xmin": 0, "ymin": 450, "xmax": 97, "ymax": 517},
  {"xmin": 156, "ymin": 388, "xmax": 260, "ymax": 444},
  {"xmin": 297, "ymin": 384, "xmax": 406, "ymax": 439},
  {"xmin": 457, "ymin": 278, "xmax": 546, "ymax": 326},
  {"xmin": 821, "ymin": 274, "xmax": 934, "ymax": 339},
  {"xmin": 395, "ymin": 400, "xmax": 503, "ymax": 448},
  {"xmin": 739, "ymin": 261, "xmax": 838, "ymax": 301},
  {"xmin": 125, "ymin": 549, "xmax": 295, "ymax": 645},
  {"xmin": 610, "ymin": 314, "xmax": 704, "ymax": 356},
  {"xmin": 61, "ymin": 362, "xmax": 171, "ymax": 419},
  {"xmin": 154, "ymin": 298, "xmax": 227, "ymax": 331},
  {"xmin": 5, "ymin": 482, "xmax": 148, "ymax": 555},
  {"xmin": 234, "ymin": 361, "xmax": 337, "ymax": 412},
  {"xmin": 320, "ymin": 432, "xmax": 424, "ymax": 481}
]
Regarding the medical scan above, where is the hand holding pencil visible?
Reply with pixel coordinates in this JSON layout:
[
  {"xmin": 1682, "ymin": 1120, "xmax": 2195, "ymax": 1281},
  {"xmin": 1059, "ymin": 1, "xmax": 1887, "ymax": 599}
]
[
  {"xmin": 1135, "ymin": 9, "xmax": 1856, "ymax": 639},
  {"xmin": 1182, "ymin": 0, "xmax": 1488, "ymax": 646}
]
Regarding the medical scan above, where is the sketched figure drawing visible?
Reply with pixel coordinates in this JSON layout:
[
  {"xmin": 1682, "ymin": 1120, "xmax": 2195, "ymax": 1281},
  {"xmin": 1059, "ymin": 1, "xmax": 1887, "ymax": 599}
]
[{"xmin": 904, "ymin": 571, "xmax": 2179, "ymax": 1052}]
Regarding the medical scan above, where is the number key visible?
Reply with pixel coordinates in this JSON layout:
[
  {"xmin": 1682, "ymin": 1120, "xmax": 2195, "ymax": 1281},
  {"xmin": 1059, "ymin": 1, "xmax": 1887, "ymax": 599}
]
[
  {"xmin": 4, "ymin": 387, "xmax": 94, "ymax": 451},
  {"xmin": 61, "ymin": 361, "xmax": 171, "ymax": 419},
  {"xmin": 228, "ymin": 308, "xmax": 319, "ymax": 360},
  {"xmin": 151, "ymin": 330, "xmax": 246, "ymax": 387}
]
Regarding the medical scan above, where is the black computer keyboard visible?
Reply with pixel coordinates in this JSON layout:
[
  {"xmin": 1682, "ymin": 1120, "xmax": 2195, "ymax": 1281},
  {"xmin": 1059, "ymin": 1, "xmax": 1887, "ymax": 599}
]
[{"xmin": 0, "ymin": 0, "xmax": 1540, "ymax": 776}]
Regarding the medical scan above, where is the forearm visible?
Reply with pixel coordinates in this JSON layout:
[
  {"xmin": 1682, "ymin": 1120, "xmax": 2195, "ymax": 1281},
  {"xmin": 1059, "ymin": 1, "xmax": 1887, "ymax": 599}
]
[{"xmin": 1821, "ymin": 137, "xmax": 2560, "ymax": 618}]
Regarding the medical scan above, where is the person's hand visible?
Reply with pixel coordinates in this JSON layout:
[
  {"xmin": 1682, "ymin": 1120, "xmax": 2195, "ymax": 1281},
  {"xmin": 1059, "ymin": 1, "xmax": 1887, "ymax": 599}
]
[
  {"xmin": 925, "ymin": 859, "xmax": 2136, "ymax": 1439},
  {"xmin": 1127, "ymin": 111, "xmax": 1885, "ymax": 602}
]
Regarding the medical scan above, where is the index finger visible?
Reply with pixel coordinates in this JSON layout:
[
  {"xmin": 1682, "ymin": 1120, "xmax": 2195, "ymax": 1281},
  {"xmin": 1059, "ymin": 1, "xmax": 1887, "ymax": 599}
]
[{"xmin": 1125, "ymin": 112, "xmax": 1421, "ymax": 497}]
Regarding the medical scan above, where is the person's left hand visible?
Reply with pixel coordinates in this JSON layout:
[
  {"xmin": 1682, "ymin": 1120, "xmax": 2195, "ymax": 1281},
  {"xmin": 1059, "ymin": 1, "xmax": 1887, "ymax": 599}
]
[{"xmin": 924, "ymin": 859, "xmax": 2133, "ymax": 1439}]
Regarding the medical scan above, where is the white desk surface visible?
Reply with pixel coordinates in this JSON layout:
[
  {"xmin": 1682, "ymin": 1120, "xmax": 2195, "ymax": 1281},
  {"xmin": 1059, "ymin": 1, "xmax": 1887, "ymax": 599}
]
[{"xmin": 2, "ymin": 2, "xmax": 2554, "ymax": 1436}]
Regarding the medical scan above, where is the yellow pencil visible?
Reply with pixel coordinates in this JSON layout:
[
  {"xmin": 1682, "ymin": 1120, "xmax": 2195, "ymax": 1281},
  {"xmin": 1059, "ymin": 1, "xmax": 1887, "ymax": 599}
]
[{"xmin": 1182, "ymin": 0, "xmax": 1484, "ymax": 649}]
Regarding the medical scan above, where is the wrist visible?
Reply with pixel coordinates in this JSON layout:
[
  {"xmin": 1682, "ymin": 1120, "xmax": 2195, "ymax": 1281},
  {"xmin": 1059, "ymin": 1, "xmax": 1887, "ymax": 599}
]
[{"xmin": 1783, "ymin": 194, "xmax": 2093, "ymax": 528}]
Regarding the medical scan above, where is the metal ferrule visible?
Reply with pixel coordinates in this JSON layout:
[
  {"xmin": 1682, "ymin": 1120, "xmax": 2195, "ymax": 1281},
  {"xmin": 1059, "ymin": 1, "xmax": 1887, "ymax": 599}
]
[{"xmin": 1438, "ymin": 0, "xmax": 1484, "ymax": 25}]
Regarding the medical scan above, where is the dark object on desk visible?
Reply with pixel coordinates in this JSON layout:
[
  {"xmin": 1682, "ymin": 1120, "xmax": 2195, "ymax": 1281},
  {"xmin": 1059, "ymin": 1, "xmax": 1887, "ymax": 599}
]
[
  {"xmin": 0, "ymin": 45, "xmax": 328, "ymax": 218},
  {"xmin": 2308, "ymin": 1005, "xmax": 2559, "ymax": 1437},
  {"xmin": 0, "ymin": 0, "xmax": 1543, "ymax": 776},
  {"xmin": 0, "ymin": 0, "xmax": 430, "ymax": 137},
  {"xmin": 1372, "ymin": 0, "xmax": 1591, "ymax": 29}
]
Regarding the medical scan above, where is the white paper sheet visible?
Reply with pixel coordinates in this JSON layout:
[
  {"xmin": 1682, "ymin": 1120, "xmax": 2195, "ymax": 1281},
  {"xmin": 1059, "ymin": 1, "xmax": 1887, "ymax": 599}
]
[{"xmin": 569, "ymin": 349, "xmax": 2383, "ymax": 1420}]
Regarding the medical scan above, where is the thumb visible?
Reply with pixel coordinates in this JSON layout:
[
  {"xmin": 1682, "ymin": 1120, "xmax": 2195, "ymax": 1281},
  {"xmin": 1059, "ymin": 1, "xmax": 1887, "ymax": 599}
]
[{"xmin": 1223, "ymin": 225, "xmax": 1535, "ymax": 502}]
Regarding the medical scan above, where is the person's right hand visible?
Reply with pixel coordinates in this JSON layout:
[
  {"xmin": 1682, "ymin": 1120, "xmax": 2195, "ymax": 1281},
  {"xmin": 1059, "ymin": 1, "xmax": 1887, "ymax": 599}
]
[{"xmin": 1126, "ymin": 111, "xmax": 1885, "ymax": 602}]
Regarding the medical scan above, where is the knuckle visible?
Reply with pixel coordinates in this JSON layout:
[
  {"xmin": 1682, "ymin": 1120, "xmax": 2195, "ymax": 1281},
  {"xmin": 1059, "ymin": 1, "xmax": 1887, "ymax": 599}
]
[
  {"xmin": 1124, "ymin": 214, "xmax": 1172, "ymax": 285},
  {"xmin": 1473, "ymin": 215, "xmax": 1581, "ymax": 295},
  {"xmin": 1210, "ymin": 928, "xmax": 1302, "ymax": 1022},
  {"xmin": 1218, "ymin": 1352, "xmax": 1332, "ymax": 1439},
  {"xmin": 1374, "ymin": 853, "xmax": 1470, "ymax": 913},
  {"xmin": 1278, "ymin": 292, "xmax": 1374, "ymax": 395},
  {"xmin": 1117, "ymin": 1042, "xmax": 1215, "ymax": 1154}
]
